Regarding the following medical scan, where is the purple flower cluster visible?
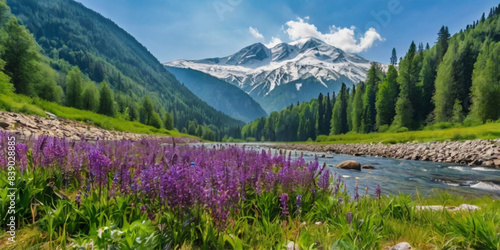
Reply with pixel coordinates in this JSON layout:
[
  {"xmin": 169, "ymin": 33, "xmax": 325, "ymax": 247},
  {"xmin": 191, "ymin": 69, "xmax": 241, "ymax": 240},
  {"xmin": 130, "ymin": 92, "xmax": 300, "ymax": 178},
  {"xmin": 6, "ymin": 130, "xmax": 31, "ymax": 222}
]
[{"xmin": 0, "ymin": 132, "xmax": 381, "ymax": 231}]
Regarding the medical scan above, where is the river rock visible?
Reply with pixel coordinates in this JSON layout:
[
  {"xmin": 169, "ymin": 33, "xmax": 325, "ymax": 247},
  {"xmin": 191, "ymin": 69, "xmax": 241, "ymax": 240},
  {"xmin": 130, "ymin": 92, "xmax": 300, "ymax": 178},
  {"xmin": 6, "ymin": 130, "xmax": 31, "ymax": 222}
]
[
  {"xmin": 0, "ymin": 121, "xmax": 9, "ymax": 129},
  {"xmin": 286, "ymin": 241, "xmax": 299, "ymax": 250},
  {"xmin": 390, "ymin": 242, "xmax": 412, "ymax": 250},
  {"xmin": 361, "ymin": 164, "xmax": 376, "ymax": 169},
  {"xmin": 336, "ymin": 160, "xmax": 361, "ymax": 170}
]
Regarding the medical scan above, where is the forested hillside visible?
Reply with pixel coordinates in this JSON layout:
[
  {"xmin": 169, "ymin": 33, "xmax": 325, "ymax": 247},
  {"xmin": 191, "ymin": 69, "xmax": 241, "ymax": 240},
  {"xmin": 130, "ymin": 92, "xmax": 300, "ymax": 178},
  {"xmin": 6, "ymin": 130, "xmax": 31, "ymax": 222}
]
[
  {"xmin": 242, "ymin": 4, "xmax": 500, "ymax": 142},
  {"xmin": 5, "ymin": 0, "xmax": 243, "ymax": 140}
]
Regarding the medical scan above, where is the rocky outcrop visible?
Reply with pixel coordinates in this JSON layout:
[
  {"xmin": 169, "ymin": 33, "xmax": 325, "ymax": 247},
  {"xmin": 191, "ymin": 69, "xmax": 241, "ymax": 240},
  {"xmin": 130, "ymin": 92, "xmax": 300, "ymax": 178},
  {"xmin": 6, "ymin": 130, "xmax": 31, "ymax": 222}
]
[
  {"xmin": 275, "ymin": 139, "xmax": 500, "ymax": 168},
  {"xmin": 0, "ymin": 111, "xmax": 199, "ymax": 142},
  {"xmin": 415, "ymin": 204, "xmax": 480, "ymax": 212},
  {"xmin": 336, "ymin": 160, "xmax": 361, "ymax": 170}
]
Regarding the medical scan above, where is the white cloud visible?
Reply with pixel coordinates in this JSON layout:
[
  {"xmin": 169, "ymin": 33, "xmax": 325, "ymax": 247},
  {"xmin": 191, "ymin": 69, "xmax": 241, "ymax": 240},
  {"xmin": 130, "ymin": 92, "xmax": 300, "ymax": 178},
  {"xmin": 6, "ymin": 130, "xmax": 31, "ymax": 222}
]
[
  {"xmin": 248, "ymin": 26, "xmax": 264, "ymax": 39},
  {"xmin": 265, "ymin": 36, "xmax": 283, "ymax": 48},
  {"xmin": 284, "ymin": 17, "xmax": 383, "ymax": 53}
]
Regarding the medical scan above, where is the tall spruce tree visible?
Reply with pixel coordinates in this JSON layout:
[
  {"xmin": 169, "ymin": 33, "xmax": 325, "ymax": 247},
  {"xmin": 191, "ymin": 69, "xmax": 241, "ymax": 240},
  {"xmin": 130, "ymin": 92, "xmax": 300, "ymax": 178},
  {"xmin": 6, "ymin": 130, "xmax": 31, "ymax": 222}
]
[
  {"xmin": 98, "ymin": 81, "xmax": 114, "ymax": 117},
  {"xmin": 361, "ymin": 63, "xmax": 382, "ymax": 133},
  {"xmin": 331, "ymin": 83, "xmax": 349, "ymax": 135},
  {"xmin": 436, "ymin": 26, "xmax": 450, "ymax": 64},
  {"xmin": 66, "ymin": 66, "xmax": 84, "ymax": 109},
  {"xmin": 470, "ymin": 40, "xmax": 500, "ymax": 122},
  {"xmin": 393, "ymin": 42, "xmax": 419, "ymax": 129},
  {"xmin": 375, "ymin": 65, "xmax": 399, "ymax": 129},
  {"xmin": 316, "ymin": 93, "xmax": 325, "ymax": 135},
  {"xmin": 351, "ymin": 82, "xmax": 365, "ymax": 132},
  {"xmin": 390, "ymin": 48, "xmax": 398, "ymax": 65}
]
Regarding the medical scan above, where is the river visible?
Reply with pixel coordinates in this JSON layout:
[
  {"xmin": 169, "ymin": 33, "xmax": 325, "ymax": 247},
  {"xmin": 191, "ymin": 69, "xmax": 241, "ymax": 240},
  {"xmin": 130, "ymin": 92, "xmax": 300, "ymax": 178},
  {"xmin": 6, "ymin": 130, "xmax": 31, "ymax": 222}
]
[{"xmin": 216, "ymin": 143, "xmax": 500, "ymax": 199}]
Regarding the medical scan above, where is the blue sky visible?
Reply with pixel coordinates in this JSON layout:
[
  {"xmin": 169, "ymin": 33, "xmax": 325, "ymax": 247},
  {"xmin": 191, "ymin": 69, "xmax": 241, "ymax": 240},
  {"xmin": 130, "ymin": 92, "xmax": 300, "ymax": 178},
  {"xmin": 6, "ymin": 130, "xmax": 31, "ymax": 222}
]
[{"xmin": 76, "ymin": 0, "xmax": 498, "ymax": 64}]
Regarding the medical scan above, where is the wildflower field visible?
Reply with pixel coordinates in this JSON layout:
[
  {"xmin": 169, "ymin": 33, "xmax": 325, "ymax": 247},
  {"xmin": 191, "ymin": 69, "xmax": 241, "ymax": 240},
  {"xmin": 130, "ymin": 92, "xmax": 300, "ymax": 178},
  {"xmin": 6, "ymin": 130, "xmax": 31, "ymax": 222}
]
[{"xmin": 0, "ymin": 131, "xmax": 499, "ymax": 249}]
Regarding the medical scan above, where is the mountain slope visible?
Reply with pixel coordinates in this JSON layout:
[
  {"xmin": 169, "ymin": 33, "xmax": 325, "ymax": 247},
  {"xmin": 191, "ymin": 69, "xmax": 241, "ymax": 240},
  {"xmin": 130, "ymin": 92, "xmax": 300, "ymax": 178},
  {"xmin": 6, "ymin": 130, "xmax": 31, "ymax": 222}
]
[
  {"xmin": 8, "ymin": 0, "xmax": 244, "ymax": 132},
  {"xmin": 165, "ymin": 37, "xmax": 379, "ymax": 113},
  {"xmin": 165, "ymin": 66, "xmax": 267, "ymax": 122}
]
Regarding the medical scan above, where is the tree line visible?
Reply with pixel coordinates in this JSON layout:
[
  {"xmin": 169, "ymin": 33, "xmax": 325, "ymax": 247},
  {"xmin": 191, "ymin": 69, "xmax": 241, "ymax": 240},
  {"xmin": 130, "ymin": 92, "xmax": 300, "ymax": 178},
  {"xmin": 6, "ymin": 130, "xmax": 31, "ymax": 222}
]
[{"xmin": 242, "ymin": 4, "xmax": 500, "ymax": 141}]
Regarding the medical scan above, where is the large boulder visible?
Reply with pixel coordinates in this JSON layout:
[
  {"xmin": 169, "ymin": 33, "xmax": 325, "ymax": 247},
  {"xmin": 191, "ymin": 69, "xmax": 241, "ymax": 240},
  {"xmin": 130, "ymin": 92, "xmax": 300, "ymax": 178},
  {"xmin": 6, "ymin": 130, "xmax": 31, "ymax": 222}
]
[{"xmin": 336, "ymin": 160, "xmax": 361, "ymax": 170}]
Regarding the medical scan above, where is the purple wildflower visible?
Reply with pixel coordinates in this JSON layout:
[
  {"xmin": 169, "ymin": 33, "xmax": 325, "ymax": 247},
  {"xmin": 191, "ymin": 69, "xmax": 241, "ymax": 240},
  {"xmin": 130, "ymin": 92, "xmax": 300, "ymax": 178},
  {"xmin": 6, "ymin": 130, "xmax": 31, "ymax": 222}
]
[
  {"xmin": 338, "ymin": 196, "xmax": 343, "ymax": 204},
  {"xmin": 354, "ymin": 179, "xmax": 359, "ymax": 201},
  {"xmin": 296, "ymin": 194, "xmax": 302, "ymax": 209},
  {"xmin": 280, "ymin": 193, "xmax": 290, "ymax": 215},
  {"xmin": 346, "ymin": 211, "xmax": 353, "ymax": 224},
  {"xmin": 318, "ymin": 169, "xmax": 330, "ymax": 190},
  {"xmin": 75, "ymin": 191, "xmax": 81, "ymax": 208},
  {"xmin": 375, "ymin": 184, "xmax": 381, "ymax": 199}
]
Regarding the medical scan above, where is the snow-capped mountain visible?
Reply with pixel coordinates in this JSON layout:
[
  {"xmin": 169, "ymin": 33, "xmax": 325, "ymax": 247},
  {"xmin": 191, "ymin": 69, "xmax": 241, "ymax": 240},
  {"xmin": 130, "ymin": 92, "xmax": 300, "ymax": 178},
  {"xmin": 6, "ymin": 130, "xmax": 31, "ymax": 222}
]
[{"xmin": 165, "ymin": 37, "xmax": 380, "ymax": 113}]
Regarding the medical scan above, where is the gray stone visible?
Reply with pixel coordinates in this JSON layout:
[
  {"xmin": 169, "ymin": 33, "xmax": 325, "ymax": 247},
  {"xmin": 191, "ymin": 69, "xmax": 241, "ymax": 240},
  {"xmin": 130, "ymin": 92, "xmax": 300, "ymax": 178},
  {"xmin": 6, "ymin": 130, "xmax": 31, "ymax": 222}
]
[
  {"xmin": 361, "ymin": 164, "xmax": 376, "ymax": 170},
  {"xmin": 390, "ymin": 242, "xmax": 412, "ymax": 250},
  {"xmin": 0, "ymin": 121, "xmax": 10, "ymax": 129},
  {"xmin": 336, "ymin": 160, "xmax": 361, "ymax": 170}
]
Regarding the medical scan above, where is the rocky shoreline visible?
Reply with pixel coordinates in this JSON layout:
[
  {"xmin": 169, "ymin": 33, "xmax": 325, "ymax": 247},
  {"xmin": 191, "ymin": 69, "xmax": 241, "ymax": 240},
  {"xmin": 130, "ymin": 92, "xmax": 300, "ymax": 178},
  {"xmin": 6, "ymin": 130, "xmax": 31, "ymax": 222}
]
[
  {"xmin": 274, "ymin": 139, "xmax": 500, "ymax": 169},
  {"xmin": 0, "ymin": 111, "xmax": 199, "ymax": 142}
]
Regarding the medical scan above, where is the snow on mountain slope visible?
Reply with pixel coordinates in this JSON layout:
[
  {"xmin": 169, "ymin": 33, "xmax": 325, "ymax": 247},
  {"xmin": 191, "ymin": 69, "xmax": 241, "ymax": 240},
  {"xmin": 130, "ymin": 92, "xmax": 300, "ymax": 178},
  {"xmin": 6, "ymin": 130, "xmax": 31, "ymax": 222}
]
[{"xmin": 165, "ymin": 37, "xmax": 383, "ymax": 113}]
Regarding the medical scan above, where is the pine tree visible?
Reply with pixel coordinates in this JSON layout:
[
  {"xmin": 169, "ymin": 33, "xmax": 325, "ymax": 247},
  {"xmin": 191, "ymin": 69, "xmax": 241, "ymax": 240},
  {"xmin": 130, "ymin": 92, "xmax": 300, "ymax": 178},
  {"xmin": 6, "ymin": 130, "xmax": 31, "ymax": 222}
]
[
  {"xmin": 376, "ymin": 65, "xmax": 399, "ymax": 130},
  {"xmin": 361, "ymin": 63, "xmax": 382, "ymax": 133},
  {"xmin": 393, "ymin": 42, "xmax": 419, "ymax": 129},
  {"xmin": 316, "ymin": 93, "xmax": 325, "ymax": 135},
  {"xmin": 66, "ymin": 66, "xmax": 84, "ymax": 109},
  {"xmin": 351, "ymin": 82, "xmax": 365, "ymax": 132},
  {"xmin": 346, "ymin": 85, "xmax": 355, "ymax": 131},
  {"xmin": 324, "ymin": 92, "xmax": 333, "ymax": 134},
  {"xmin": 98, "ymin": 81, "xmax": 114, "ymax": 117},
  {"xmin": 331, "ymin": 83, "xmax": 349, "ymax": 135},
  {"xmin": 470, "ymin": 41, "xmax": 500, "ymax": 122},
  {"xmin": 164, "ymin": 112, "xmax": 174, "ymax": 130},
  {"xmin": 436, "ymin": 26, "xmax": 450, "ymax": 64},
  {"xmin": 82, "ymin": 81, "xmax": 100, "ymax": 112},
  {"xmin": 390, "ymin": 48, "xmax": 398, "ymax": 65},
  {"xmin": 418, "ymin": 47, "xmax": 438, "ymax": 123},
  {"xmin": 2, "ymin": 18, "xmax": 39, "ymax": 96},
  {"xmin": 141, "ymin": 96, "xmax": 154, "ymax": 125}
]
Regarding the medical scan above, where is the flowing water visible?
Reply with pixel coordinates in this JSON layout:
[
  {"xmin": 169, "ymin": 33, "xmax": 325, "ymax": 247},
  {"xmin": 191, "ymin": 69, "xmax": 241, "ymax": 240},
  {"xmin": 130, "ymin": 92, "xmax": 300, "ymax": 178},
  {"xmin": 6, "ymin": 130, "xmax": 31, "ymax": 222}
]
[{"xmin": 210, "ymin": 143, "xmax": 500, "ymax": 199}]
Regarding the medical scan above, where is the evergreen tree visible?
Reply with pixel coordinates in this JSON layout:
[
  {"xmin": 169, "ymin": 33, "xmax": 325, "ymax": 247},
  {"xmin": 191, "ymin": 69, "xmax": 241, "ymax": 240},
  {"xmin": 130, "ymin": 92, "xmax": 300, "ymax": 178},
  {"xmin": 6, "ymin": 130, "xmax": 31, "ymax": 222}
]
[
  {"xmin": 164, "ymin": 112, "xmax": 175, "ymax": 130},
  {"xmin": 324, "ymin": 92, "xmax": 333, "ymax": 134},
  {"xmin": 141, "ymin": 96, "xmax": 154, "ymax": 125},
  {"xmin": 65, "ymin": 66, "xmax": 84, "ymax": 109},
  {"xmin": 436, "ymin": 26, "xmax": 450, "ymax": 64},
  {"xmin": 418, "ymin": 47, "xmax": 438, "ymax": 123},
  {"xmin": 390, "ymin": 48, "xmax": 398, "ymax": 65},
  {"xmin": 331, "ymin": 83, "xmax": 349, "ymax": 135},
  {"xmin": 470, "ymin": 40, "xmax": 500, "ymax": 122},
  {"xmin": 375, "ymin": 65, "xmax": 399, "ymax": 130},
  {"xmin": 393, "ymin": 42, "xmax": 419, "ymax": 129},
  {"xmin": 316, "ymin": 93, "xmax": 325, "ymax": 135},
  {"xmin": 361, "ymin": 63, "xmax": 382, "ymax": 133},
  {"xmin": 433, "ymin": 38, "xmax": 477, "ymax": 122},
  {"xmin": 98, "ymin": 81, "xmax": 115, "ymax": 117},
  {"xmin": 2, "ymin": 18, "xmax": 39, "ymax": 96},
  {"xmin": 150, "ymin": 112, "xmax": 163, "ymax": 129},
  {"xmin": 351, "ymin": 82, "xmax": 365, "ymax": 132},
  {"xmin": 346, "ymin": 85, "xmax": 355, "ymax": 131},
  {"xmin": 81, "ymin": 81, "xmax": 100, "ymax": 112}
]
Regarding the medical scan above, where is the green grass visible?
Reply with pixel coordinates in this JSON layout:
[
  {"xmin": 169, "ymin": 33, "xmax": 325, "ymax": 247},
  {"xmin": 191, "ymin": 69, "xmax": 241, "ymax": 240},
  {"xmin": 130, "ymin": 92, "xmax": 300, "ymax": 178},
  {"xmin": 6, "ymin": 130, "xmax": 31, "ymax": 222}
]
[
  {"xmin": 0, "ymin": 93, "xmax": 195, "ymax": 138},
  {"xmin": 315, "ymin": 122, "xmax": 500, "ymax": 144}
]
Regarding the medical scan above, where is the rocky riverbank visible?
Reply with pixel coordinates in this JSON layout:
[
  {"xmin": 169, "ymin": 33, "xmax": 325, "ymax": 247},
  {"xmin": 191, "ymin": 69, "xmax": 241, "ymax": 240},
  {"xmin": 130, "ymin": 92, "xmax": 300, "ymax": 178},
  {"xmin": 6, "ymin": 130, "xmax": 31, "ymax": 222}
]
[
  {"xmin": 275, "ymin": 139, "xmax": 500, "ymax": 168},
  {"xmin": 0, "ymin": 111, "xmax": 199, "ymax": 142}
]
